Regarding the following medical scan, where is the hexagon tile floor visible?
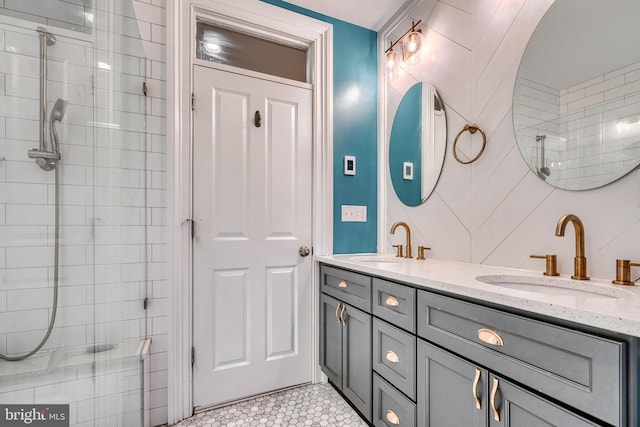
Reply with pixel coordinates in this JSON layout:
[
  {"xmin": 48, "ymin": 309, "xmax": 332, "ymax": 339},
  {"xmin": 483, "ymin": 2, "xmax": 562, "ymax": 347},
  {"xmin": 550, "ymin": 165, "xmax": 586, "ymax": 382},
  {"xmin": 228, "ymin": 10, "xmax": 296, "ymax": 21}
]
[{"xmin": 171, "ymin": 383, "xmax": 368, "ymax": 426}]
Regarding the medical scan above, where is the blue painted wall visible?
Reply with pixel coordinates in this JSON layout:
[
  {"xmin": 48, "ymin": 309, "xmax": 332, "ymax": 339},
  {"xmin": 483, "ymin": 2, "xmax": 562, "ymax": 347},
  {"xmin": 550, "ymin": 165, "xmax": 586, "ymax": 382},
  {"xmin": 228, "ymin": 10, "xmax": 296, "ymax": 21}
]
[
  {"xmin": 389, "ymin": 82, "xmax": 422, "ymax": 206},
  {"xmin": 261, "ymin": 0, "xmax": 378, "ymax": 254}
]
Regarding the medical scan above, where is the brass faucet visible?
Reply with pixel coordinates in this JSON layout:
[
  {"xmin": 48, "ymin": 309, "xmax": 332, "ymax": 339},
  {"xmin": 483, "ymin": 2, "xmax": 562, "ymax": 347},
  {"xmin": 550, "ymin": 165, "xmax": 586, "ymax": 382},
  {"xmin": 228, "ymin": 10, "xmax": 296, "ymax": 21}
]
[
  {"xmin": 555, "ymin": 214, "xmax": 589, "ymax": 280},
  {"xmin": 390, "ymin": 221, "xmax": 412, "ymax": 258}
]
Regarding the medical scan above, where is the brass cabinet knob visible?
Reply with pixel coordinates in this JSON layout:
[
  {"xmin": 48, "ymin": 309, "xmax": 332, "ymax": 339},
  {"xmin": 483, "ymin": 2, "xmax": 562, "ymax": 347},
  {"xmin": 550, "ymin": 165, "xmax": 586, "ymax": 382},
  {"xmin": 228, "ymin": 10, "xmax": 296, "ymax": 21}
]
[
  {"xmin": 385, "ymin": 295, "xmax": 400, "ymax": 307},
  {"xmin": 530, "ymin": 254, "xmax": 559, "ymax": 276},
  {"xmin": 392, "ymin": 244, "xmax": 404, "ymax": 258},
  {"xmin": 477, "ymin": 328, "xmax": 504, "ymax": 346},
  {"xmin": 385, "ymin": 409, "xmax": 400, "ymax": 425},
  {"xmin": 385, "ymin": 350, "xmax": 400, "ymax": 363},
  {"xmin": 417, "ymin": 246, "xmax": 431, "ymax": 260},
  {"xmin": 613, "ymin": 259, "xmax": 640, "ymax": 286}
]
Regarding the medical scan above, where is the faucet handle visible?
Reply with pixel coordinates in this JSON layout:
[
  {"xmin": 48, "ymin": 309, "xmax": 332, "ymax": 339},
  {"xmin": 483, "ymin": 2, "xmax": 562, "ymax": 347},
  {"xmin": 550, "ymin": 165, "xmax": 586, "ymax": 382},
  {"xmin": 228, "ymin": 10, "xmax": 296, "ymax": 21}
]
[
  {"xmin": 417, "ymin": 246, "xmax": 431, "ymax": 260},
  {"xmin": 530, "ymin": 254, "xmax": 560, "ymax": 276},
  {"xmin": 613, "ymin": 259, "xmax": 640, "ymax": 286},
  {"xmin": 392, "ymin": 244, "xmax": 404, "ymax": 258}
]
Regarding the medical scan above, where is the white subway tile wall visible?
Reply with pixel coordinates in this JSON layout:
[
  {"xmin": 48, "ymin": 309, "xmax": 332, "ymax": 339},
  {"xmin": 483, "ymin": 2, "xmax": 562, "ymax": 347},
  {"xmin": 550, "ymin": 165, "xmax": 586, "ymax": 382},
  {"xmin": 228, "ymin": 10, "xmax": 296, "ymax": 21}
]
[
  {"xmin": 0, "ymin": 0, "xmax": 167, "ymax": 424},
  {"xmin": 515, "ymin": 62, "xmax": 640, "ymax": 189}
]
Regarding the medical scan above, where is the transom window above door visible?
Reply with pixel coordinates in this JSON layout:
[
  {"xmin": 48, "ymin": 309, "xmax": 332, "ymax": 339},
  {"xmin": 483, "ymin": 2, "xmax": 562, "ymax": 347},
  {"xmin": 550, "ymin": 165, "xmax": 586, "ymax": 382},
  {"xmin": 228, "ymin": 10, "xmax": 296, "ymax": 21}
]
[{"xmin": 196, "ymin": 21, "xmax": 309, "ymax": 83}]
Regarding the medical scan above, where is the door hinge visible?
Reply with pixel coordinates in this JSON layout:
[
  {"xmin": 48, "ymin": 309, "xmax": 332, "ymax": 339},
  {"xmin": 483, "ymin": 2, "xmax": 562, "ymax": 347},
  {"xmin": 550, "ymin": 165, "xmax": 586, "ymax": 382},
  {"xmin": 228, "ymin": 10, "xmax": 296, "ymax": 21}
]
[
  {"xmin": 184, "ymin": 218, "xmax": 194, "ymax": 239},
  {"xmin": 143, "ymin": 297, "xmax": 148, "ymax": 310},
  {"xmin": 143, "ymin": 81, "xmax": 148, "ymax": 96},
  {"xmin": 191, "ymin": 347, "xmax": 195, "ymax": 366},
  {"xmin": 191, "ymin": 93, "xmax": 195, "ymax": 111}
]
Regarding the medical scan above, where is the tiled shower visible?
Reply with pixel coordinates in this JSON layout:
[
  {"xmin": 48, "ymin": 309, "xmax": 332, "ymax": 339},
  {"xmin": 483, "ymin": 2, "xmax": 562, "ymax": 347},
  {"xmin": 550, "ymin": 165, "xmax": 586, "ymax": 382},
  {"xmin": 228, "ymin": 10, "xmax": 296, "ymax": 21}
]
[{"xmin": 0, "ymin": 0, "xmax": 167, "ymax": 425}]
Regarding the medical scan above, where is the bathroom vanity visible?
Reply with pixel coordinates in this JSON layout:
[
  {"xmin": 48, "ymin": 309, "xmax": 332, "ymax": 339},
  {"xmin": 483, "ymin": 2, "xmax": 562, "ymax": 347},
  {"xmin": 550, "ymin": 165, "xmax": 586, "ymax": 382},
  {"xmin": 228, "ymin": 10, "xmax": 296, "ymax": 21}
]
[{"xmin": 317, "ymin": 255, "xmax": 640, "ymax": 427}]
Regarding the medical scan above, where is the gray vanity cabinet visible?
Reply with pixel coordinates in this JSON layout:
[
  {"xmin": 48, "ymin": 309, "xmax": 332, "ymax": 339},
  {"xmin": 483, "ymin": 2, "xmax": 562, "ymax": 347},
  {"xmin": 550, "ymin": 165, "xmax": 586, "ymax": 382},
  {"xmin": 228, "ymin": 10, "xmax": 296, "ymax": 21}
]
[
  {"xmin": 489, "ymin": 374, "xmax": 599, "ymax": 427},
  {"xmin": 417, "ymin": 340, "xmax": 599, "ymax": 427},
  {"xmin": 417, "ymin": 290, "xmax": 624, "ymax": 426},
  {"xmin": 319, "ymin": 294, "xmax": 372, "ymax": 422},
  {"xmin": 318, "ymin": 263, "xmax": 634, "ymax": 427},
  {"xmin": 417, "ymin": 340, "xmax": 488, "ymax": 427},
  {"xmin": 319, "ymin": 293, "xmax": 343, "ymax": 385}
]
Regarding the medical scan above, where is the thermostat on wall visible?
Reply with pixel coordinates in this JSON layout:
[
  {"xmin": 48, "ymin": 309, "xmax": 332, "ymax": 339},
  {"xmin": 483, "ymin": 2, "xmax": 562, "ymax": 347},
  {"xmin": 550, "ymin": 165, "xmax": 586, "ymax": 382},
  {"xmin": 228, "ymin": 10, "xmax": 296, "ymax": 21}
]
[
  {"xmin": 403, "ymin": 162, "xmax": 414, "ymax": 180},
  {"xmin": 344, "ymin": 156, "xmax": 356, "ymax": 175}
]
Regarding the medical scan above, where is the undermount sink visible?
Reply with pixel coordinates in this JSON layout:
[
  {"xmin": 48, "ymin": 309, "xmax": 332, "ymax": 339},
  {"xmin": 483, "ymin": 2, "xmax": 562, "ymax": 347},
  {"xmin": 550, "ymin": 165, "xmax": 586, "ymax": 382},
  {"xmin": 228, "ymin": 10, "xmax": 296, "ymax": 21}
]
[
  {"xmin": 349, "ymin": 255, "xmax": 403, "ymax": 264},
  {"xmin": 475, "ymin": 275, "xmax": 631, "ymax": 299}
]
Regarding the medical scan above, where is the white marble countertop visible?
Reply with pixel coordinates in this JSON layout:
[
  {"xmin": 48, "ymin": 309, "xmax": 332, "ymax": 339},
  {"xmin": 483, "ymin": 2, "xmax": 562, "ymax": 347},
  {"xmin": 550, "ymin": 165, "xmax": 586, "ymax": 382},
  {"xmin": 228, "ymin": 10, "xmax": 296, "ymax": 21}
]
[{"xmin": 316, "ymin": 254, "xmax": 640, "ymax": 337}]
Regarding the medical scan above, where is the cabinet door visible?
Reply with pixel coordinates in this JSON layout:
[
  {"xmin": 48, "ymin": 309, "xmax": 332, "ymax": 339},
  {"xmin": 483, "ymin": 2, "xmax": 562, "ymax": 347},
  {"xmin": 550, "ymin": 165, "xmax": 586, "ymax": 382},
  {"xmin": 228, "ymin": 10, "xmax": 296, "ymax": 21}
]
[
  {"xmin": 488, "ymin": 375, "xmax": 600, "ymax": 427},
  {"xmin": 417, "ymin": 340, "xmax": 488, "ymax": 427},
  {"xmin": 319, "ymin": 294, "xmax": 343, "ymax": 386},
  {"xmin": 343, "ymin": 304, "xmax": 372, "ymax": 422}
]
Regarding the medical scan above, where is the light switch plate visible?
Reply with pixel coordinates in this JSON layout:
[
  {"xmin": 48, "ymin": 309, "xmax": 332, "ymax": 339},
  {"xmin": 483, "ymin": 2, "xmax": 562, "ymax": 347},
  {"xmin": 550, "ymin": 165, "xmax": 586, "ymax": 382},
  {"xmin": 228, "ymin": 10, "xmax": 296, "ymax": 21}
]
[
  {"xmin": 344, "ymin": 156, "xmax": 356, "ymax": 175},
  {"xmin": 341, "ymin": 205, "xmax": 367, "ymax": 222}
]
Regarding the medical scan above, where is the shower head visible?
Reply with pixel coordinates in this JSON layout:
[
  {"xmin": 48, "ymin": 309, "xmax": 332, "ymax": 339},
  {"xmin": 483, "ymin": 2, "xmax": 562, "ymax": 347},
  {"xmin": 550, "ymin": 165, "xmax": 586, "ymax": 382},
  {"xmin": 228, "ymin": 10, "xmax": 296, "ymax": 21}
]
[
  {"xmin": 536, "ymin": 167, "xmax": 551, "ymax": 180},
  {"xmin": 49, "ymin": 98, "xmax": 67, "ymax": 154},
  {"xmin": 50, "ymin": 98, "xmax": 67, "ymax": 123}
]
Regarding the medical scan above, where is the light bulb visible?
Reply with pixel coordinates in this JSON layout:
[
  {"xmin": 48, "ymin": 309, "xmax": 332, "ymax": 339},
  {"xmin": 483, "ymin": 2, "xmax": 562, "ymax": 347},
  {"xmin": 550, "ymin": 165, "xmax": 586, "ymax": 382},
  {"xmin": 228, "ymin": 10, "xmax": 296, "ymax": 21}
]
[
  {"xmin": 386, "ymin": 50, "xmax": 399, "ymax": 80},
  {"xmin": 402, "ymin": 29, "xmax": 422, "ymax": 65},
  {"xmin": 386, "ymin": 50, "xmax": 397, "ymax": 69},
  {"xmin": 406, "ymin": 34, "xmax": 418, "ymax": 53}
]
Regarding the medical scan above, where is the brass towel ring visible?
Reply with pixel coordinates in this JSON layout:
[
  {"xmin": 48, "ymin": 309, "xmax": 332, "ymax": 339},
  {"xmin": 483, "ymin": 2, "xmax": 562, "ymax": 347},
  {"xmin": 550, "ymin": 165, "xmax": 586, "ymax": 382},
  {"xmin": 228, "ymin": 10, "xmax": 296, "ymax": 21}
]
[{"xmin": 453, "ymin": 123, "xmax": 486, "ymax": 164}]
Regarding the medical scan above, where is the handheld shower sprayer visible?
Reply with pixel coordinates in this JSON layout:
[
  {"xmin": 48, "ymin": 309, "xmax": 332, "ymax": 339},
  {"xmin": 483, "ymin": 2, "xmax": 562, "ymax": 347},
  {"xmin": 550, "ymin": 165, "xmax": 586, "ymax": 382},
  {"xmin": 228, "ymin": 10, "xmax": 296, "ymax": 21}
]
[
  {"xmin": 535, "ymin": 135, "xmax": 551, "ymax": 180},
  {"xmin": 49, "ymin": 98, "xmax": 68, "ymax": 153},
  {"xmin": 28, "ymin": 27, "xmax": 65, "ymax": 171},
  {"xmin": 29, "ymin": 98, "xmax": 67, "ymax": 171}
]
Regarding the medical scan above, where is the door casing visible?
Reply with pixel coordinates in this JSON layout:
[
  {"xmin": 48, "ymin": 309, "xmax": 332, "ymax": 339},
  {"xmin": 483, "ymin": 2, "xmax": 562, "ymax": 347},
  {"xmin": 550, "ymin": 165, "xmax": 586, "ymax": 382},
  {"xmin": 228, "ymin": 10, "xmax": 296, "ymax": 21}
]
[{"xmin": 168, "ymin": 0, "xmax": 333, "ymax": 423}]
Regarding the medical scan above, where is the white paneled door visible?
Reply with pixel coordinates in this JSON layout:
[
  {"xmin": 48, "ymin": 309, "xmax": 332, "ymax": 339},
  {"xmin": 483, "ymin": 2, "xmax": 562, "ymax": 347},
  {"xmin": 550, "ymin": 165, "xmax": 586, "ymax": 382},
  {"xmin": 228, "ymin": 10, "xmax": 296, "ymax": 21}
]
[{"xmin": 192, "ymin": 65, "xmax": 313, "ymax": 408}]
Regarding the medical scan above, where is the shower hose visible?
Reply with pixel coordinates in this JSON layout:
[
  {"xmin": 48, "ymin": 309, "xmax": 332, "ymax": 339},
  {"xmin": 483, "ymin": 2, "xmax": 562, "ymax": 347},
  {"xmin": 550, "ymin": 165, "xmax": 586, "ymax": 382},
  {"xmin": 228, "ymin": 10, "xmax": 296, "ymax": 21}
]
[{"xmin": 0, "ymin": 165, "xmax": 60, "ymax": 361}]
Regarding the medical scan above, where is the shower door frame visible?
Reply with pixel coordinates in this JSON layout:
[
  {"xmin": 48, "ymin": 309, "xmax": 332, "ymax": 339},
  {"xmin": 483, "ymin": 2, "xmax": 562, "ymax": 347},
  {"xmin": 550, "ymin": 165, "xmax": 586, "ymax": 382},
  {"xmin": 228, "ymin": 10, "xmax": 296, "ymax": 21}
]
[{"xmin": 168, "ymin": 0, "xmax": 334, "ymax": 423}]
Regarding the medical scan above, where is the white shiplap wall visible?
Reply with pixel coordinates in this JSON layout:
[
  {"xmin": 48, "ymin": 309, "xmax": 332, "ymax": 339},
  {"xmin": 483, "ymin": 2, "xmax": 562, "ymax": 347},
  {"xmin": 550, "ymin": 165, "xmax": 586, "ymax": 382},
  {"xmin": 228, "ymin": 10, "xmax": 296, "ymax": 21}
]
[{"xmin": 386, "ymin": 0, "xmax": 640, "ymax": 280}]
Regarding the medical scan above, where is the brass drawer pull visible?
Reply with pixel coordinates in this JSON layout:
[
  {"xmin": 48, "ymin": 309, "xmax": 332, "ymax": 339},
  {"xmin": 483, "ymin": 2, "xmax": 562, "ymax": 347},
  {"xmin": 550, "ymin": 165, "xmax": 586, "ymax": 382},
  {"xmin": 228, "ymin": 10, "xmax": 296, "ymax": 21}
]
[
  {"xmin": 338, "ymin": 280, "xmax": 348, "ymax": 288},
  {"xmin": 385, "ymin": 409, "xmax": 400, "ymax": 425},
  {"xmin": 490, "ymin": 378, "xmax": 500, "ymax": 422},
  {"xmin": 339, "ymin": 304, "xmax": 346, "ymax": 326},
  {"xmin": 472, "ymin": 369, "xmax": 481, "ymax": 410},
  {"xmin": 385, "ymin": 295, "xmax": 400, "ymax": 307},
  {"xmin": 335, "ymin": 304, "xmax": 341, "ymax": 325},
  {"xmin": 477, "ymin": 328, "xmax": 504, "ymax": 346},
  {"xmin": 385, "ymin": 350, "xmax": 400, "ymax": 363}
]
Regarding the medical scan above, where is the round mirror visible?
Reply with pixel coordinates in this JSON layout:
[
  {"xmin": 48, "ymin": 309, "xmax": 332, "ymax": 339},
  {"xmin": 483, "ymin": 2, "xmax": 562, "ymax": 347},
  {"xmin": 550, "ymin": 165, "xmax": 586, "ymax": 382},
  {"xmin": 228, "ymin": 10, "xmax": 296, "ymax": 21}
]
[
  {"xmin": 513, "ymin": 0, "xmax": 640, "ymax": 190},
  {"xmin": 389, "ymin": 82, "xmax": 446, "ymax": 206}
]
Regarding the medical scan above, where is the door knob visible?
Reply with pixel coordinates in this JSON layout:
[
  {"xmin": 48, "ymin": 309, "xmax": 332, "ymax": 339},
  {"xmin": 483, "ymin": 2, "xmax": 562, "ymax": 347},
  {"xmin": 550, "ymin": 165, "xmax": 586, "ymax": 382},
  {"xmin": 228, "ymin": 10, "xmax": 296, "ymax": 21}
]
[{"xmin": 298, "ymin": 246, "xmax": 311, "ymax": 257}]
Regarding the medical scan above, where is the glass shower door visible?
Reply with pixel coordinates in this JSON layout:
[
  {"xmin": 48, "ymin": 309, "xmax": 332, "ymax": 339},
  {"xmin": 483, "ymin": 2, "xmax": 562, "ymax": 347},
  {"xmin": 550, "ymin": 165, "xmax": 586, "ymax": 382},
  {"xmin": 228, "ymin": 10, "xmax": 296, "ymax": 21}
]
[{"xmin": 0, "ymin": 0, "xmax": 149, "ymax": 424}]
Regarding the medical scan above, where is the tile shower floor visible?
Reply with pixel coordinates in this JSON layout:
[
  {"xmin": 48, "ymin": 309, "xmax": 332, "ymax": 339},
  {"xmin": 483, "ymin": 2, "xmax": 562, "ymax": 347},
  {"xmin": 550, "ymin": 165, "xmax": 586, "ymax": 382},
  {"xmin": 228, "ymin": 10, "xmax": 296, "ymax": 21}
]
[{"xmin": 172, "ymin": 383, "xmax": 368, "ymax": 426}]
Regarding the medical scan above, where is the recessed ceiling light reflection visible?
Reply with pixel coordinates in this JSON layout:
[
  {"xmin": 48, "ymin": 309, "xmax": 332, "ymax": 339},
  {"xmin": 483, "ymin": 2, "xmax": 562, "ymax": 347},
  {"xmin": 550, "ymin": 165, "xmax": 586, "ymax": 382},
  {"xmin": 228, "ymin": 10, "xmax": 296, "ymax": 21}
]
[{"xmin": 204, "ymin": 41, "xmax": 222, "ymax": 54}]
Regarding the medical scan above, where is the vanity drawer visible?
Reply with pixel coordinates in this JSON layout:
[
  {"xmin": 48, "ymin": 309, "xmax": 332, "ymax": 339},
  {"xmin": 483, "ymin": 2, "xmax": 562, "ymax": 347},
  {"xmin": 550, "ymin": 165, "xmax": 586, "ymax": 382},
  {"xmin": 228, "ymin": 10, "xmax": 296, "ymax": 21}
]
[
  {"xmin": 320, "ymin": 264, "xmax": 371, "ymax": 312},
  {"xmin": 373, "ymin": 373, "xmax": 416, "ymax": 427},
  {"xmin": 373, "ymin": 318, "xmax": 416, "ymax": 400},
  {"xmin": 417, "ymin": 291, "xmax": 625, "ymax": 427},
  {"xmin": 373, "ymin": 278, "xmax": 416, "ymax": 333}
]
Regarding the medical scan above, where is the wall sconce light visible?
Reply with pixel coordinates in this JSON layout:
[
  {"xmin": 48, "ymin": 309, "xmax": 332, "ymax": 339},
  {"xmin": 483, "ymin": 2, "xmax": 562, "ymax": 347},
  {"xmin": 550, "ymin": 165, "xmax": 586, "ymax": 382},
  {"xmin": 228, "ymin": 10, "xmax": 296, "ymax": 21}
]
[
  {"xmin": 386, "ymin": 48, "xmax": 400, "ymax": 80},
  {"xmin": 385, "ymin": 20, "xmax": 423, "ymax": 80}
]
